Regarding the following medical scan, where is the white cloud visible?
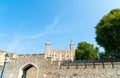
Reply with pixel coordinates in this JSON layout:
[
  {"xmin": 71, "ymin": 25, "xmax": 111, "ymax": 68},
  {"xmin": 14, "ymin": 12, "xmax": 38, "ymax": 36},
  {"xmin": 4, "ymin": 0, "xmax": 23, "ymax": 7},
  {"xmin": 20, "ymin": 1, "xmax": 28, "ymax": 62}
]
[
  {"xmin": 46, "ymin": 17, "xmax": 59, "ymax": 29},
  {"xmin": 5, "ymin": 18, "xmax": 58, "ymax": 52},
  {"xmin": 24, "ymin": 17, "xmax": 59, "ymax": 39},
  {"xmin": 5, "ymin": 16, "xmax": 76, "ymax": 53},
  {"xmin": 23, "ymin": 16, "xmax": 78, "ymax": 40}
]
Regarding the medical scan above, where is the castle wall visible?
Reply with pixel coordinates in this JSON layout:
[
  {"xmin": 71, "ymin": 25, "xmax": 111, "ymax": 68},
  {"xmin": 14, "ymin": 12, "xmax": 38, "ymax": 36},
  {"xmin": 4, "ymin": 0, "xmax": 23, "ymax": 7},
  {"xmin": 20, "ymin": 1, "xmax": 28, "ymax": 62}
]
[
  {"xmin": 3, "ymin": 54, "xmax": 47, "ymax": 78},
  {"xmin": 55, "ymin": 63, "xmax": 120, "ymax": 78},
  {"xmin": 0, "ymin": 51, "xmax": 18, "ymax": 66},
  {"xmin": 2, "ymin": 54, "xmax": 120, "ymax": 78},
  {"xmin": 39, "ymin": 62, "xmax": 120, "ymax": 78},
  {"xmin": 0, "ymin": 51, "xmax": 6, "ymax": 66}
]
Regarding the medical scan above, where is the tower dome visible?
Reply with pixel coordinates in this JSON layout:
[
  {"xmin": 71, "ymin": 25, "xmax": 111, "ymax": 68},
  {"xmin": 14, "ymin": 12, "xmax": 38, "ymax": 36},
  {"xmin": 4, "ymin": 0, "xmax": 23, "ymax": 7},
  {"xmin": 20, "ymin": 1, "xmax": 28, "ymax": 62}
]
[
  {"xmin": 46, "ymin": 40, "xmax": 50, "ymax": 45},
  {"xmin": 70, "ymin": 40, "xmax": 74, "ymax": 45}
]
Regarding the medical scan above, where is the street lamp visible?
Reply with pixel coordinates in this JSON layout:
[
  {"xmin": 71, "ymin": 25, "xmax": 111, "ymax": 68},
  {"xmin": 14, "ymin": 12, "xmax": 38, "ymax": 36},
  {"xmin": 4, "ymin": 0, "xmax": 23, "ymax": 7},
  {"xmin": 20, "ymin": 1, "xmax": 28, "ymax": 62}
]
[{"xmin": 0, "ymin": 53, "xmax": 9, "ymax": 78}]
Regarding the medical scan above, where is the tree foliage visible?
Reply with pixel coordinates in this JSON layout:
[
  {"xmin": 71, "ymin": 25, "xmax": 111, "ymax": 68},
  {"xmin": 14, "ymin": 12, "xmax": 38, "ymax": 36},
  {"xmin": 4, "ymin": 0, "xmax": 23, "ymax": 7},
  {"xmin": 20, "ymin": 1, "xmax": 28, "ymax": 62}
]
[
  {"xmin": 95, "ymin": 9, "xmax": 120, "ymax": 57},
  {"xmin": 75, "ymin": 42, "xmax": 98, "ymax": 60},
  {"xmin": 99, "ymin": 52, "xmax": 109, "ymax": 59}
]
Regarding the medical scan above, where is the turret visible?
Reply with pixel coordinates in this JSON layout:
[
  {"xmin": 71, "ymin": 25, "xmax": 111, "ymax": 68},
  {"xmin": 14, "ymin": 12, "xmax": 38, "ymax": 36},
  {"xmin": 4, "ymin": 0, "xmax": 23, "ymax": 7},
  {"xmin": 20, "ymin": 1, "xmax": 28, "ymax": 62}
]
[
  {"xmin": 70, "ymin": 40, "xmax": 75, "ymax": 51},
  {"xmin": 70, "ymin": 40, "xmax": 75, "ymax": 61},
  {"xmin": 45, "ymin": 40, "xmax": 51, "ymax": 59}
]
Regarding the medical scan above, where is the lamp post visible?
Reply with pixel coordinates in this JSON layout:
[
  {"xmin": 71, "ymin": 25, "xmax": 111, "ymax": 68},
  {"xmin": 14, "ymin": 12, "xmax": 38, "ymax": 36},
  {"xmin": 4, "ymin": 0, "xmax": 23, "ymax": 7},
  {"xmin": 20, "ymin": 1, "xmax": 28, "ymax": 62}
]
[{"xmin": 0, "ymin": 53, "xmax": 9, "ymax": 78}]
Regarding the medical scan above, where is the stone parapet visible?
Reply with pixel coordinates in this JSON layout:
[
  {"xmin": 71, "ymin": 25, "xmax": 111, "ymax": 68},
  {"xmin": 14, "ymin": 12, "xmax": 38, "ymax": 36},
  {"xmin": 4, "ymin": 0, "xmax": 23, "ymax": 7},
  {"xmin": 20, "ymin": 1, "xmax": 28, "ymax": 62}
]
[{"xmin": 1, "ymin": 54, "xmax": 120, "ymax": 78}]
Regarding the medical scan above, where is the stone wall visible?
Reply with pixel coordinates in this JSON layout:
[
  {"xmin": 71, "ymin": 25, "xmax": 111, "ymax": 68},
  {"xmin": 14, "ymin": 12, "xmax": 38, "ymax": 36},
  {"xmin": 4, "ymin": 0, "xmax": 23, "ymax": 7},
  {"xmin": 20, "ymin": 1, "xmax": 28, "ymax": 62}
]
[
  {"xmin": 43, "ymin": 62, "xmax": 120, "ymax": 78},
  {"xmin": 54, "ymin": 63, "xmax": 120, "ymax": 78},
  {"xmin": 0, "ymin": 51, "xmax": 18, "ymax": 66},
  {"xmin": 2, "ymin": 54, "xmax": 120, "ymax": 78},
  {"xmin": 0, "ymin": 51, "xmax": 6, "ymax": 66},
  {"xmin": 3, "ymin": 54, "xmax": 47, "ymax": 78}
]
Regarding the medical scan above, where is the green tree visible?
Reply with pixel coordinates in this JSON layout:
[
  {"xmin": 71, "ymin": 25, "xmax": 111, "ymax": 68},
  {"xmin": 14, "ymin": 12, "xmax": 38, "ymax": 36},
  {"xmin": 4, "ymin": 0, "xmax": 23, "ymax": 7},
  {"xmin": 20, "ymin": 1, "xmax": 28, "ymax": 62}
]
[
  {"xmin": 95, "ymin": 9, "xmax": 120, "ymax": 58},
  {"xmin": 75, "ymin": 42, "xmax": 98, "ymax": 60},
  {"xmin": 99, "ymin": 52, "xmax": 109, "ymax": 59}
]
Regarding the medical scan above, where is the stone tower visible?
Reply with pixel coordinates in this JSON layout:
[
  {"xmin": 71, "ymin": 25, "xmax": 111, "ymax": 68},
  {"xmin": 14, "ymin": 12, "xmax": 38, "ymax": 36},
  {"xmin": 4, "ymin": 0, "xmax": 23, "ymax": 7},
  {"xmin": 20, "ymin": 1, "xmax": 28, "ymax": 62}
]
[
  {"xmin": 45, "ymin": 40, "xmax": 51, "ymax": 59},
  {"xmin": 70, "ymin": 40, "xmax": 75, "ymax": 61}
]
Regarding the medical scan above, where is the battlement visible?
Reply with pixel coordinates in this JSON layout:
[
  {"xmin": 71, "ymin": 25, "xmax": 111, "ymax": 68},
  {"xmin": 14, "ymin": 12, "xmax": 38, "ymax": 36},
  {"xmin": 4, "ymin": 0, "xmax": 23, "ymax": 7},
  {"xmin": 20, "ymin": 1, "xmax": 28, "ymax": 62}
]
[
  {"xmin": 18, "ymin": 53, "xmax": 44, "ymax": 57},
  {"xmin": 14, "ymin": 53, "xmax": 45, "ymax": 61},
  {"xmin": 60, "ymin": 59, "xmax": 120, "ymax": 69}
]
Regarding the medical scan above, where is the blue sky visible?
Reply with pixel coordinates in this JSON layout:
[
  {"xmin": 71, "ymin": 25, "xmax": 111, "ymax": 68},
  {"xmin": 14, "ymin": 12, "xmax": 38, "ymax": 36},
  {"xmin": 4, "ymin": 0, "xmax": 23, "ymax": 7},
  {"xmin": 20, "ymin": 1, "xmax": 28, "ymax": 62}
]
[{"xmin": 0, "ymin": 0, "xmax": 120, "ymax": 54}]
